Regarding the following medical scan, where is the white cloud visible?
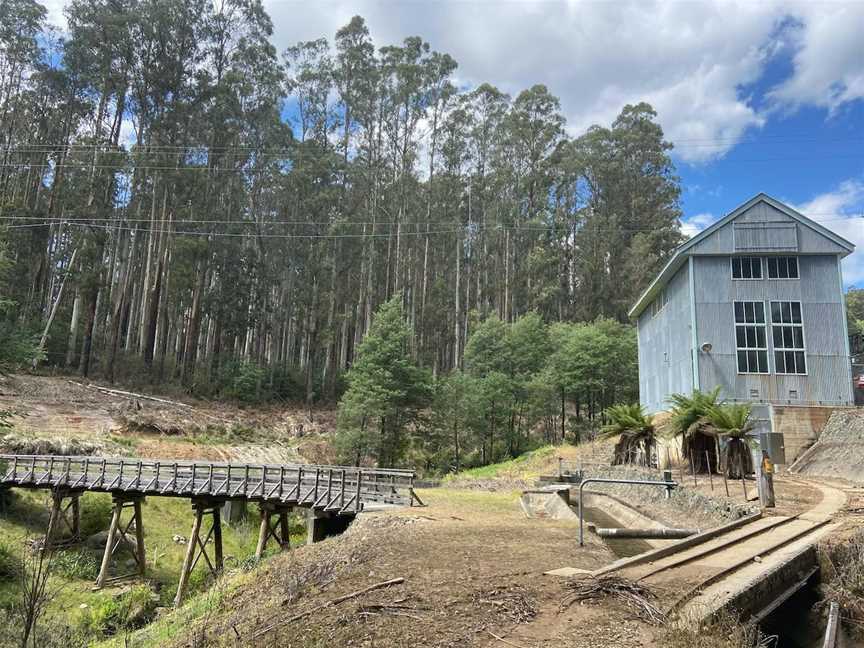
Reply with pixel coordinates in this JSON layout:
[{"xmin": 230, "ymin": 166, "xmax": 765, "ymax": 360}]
[
  {"xmin": 793, "ymin": 180, "xmax": 864, "ymax": 286},
  {"xmin": 768, "ymin": 4, "xmax": 864, "ymax": 112},
  {"xmin": 37, "ymin": 1, "xmax": 864, "ymax": 164},
  {"xmin": 681, "ymin": 212, "xmax": 718, "ymax": 239}
]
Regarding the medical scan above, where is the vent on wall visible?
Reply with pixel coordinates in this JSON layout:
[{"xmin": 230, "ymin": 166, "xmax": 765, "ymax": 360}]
[
  {"xmin": 788, "ymin": 390, "xmax": 799, "ymax": 400},
  {"xmin": 733, "ymin": 222, "xmax": 798, "ymax": 251},
  {"xmin": 749, "ymin": 388, "xmax": 760, "ymax": 399}
]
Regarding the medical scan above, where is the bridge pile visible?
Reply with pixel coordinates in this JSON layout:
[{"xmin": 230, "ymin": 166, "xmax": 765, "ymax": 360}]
[{"xmin": 0, "ymin": 455, "xmax": 417, "ymax": 605}]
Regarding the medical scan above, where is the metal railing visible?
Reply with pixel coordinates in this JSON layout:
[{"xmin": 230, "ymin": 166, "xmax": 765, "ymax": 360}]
[
  {"xmin": 0, "ymin": 455, "xmax": 416, "ymax": 512},
  {"xmin": 578, "ymin": 477, "xmax": 677, "ymax": 546}
]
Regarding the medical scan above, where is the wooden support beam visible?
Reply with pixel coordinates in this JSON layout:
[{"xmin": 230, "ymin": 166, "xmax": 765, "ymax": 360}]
[
  {"xmin": 174, "ymin": 499, "xmax": 225, "ymax": 607},
  {"xmin": 255, "ymin": 503, "xmax": 293, "ymax": 559},
  {"xmin": 44, "ymin": 490, "xmax": 82, "ymax": 551},
  {"xmin": 94, "ymin": 495, "xmax": 146, "ymax": 589}
]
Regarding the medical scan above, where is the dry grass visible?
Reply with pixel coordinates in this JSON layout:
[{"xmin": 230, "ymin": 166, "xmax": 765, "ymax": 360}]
[
  {"xmin": 819, "ymin": 528, "xmax": 864, "ymax": 637},
  {"xmin": 660, "ymin": 613, "xmax": 777, "ymax": 648}
]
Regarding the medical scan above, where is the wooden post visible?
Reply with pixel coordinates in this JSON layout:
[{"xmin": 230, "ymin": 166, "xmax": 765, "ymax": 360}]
[
  {"xmin": 175, "ymin": 505, "xmax": 204, "ymax": 607},
  {"xmin": 279, "ymin": 510, "xmax": 290, "ymax": 549},
  {"xmin": 689, "ymin": 453, "xmax": 697, "ymax": 487},
  {"xmin": 96, "ymin": 500, "xmax": 123, "ymax": 588},
  {"xmin": 133, "ymin": 500, "xmax": 146, "ymax": 576},
  {"xmin": 212, "ymin": 506, "xmax": 223, "ymax": 573},
  {"xmin": 722, "ymin": 465, "xmax": 730, "ymax": 497},
  {"xmin": 759, "ymin": 451, "xmax": 776, "ymax": 509},
  {"xmin": 44, "ymin": 494, "xmax": 61, "ymax": 552},
  {"xmin": 255, "ymin": 508, "xmax": 270, "ymax": 559},
  {"xmin": 741, "ymin": 475, "xmax": 748, "ymax": 500},
  {"xmin": 705, "ymin": 451, "xmax": 714, "ymax": 492}
]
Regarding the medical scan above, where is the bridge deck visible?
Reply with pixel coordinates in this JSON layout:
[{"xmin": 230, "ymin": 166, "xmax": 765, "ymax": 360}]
[{"xmin": 0, "ymin": 455, "xmax": 416, "ymax": 513}]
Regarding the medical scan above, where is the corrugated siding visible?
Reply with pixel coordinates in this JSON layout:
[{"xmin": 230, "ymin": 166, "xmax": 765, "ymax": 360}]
[
  {"xmin": 690, "ymin": 201, "xmax": 850, "ymax": 256},
  {"xmin": 693, "ymin": 255, "xmax": 853, "ymax": 406},
  {"xmin": 637, "ymin": 263, "xmax": 693, "ymax": 413}
]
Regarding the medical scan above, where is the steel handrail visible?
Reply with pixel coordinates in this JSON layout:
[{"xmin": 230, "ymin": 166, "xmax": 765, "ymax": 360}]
[{"xmin": 578, "ymin": 477, "xmax": 678, "ymax": 546}]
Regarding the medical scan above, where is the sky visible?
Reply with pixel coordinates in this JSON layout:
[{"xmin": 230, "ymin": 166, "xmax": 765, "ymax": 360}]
[{"xmin": 42, "ymin": 0, "xmax": 864, "ymax": 286}]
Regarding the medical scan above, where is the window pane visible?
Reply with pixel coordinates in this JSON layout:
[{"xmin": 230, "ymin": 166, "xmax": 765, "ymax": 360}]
[
  {"xmin": 779, "ymin": 258, "xmax": 789, "ymax": 279},
  {"xmin": 757, "ymin": 351, "xmax": 768, "ymax": 373},
  {"xmin": 793, "ymin": 327, "xmax": 804, "ymax": 348},
  {"xmin": 774, "ymin": 351, "xmax": 785, "ymax": 373},
  {"xmin": 737, "ymin": 351, "xmax": 748, "ymax": 373},
  {"xmin": 748, "ymin": 350, "xmax": 758, "ymax": 371},
  {"xmin": 771, "ymin": 302, "xmax": 781, "ymax": 323},
  {"xmin": 773, "ymin": 327, "xmax": 783, "ymax": 348},
  {"xmin": 794, "ymin": 351, "xmax": 806, "ymax": 373},
  {"xmin": 743, "ymin": 260, "xmax": 752, "ymax": 279},
  {"xmin": 737, "ymin": 327, "xmax": 746, "ymax": 347},
  {"xmin": 745, "ymin": 327, "xmax": 755, "ymax": 347},
  {"xmin": 756, "ymin": 327, "xmax": 765, "ymax": 348},
  {"xmin": 788, "ymin": 258, "xmax": 798, "ymax": 278},
  {"xmin": 784, "ymin": 327, "xmax": 794, "ymax": 348},
  {"xmin": 734, "ymin": 301, "xmax": 744, "ymax": 323},
  {"xmin": 732, "ymin": 258, "xmax": 741, "ymax": 278},
  {"xmin": 781, "ymin": 302, "xmax": 791, "ymax": 323},
  {"xmin": 751, "ymin": 258, "xmax": 762, "ymax": 278},
  {"xmin": 767, "ymin": 258, "xmax": 777, "ymax": 278},
  {"xmin": 786, "ymin": 351, "xmax": 795, "ymax": 372},
  {"xmin": 791, "ymin": 302, "xmax": 802, "ymax": 324},
  {"xmin": 744, "ymin": 302, "xmax": 754, "ymax": 322},
  {"xmin": 754, "ymin": 302, "xmax": 764, "ymax": 323}
]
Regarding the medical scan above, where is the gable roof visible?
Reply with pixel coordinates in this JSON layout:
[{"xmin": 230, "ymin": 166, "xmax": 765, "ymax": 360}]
[{"xmin": 628, "ymin": 192, "xmax": 856, "ymax": 318}]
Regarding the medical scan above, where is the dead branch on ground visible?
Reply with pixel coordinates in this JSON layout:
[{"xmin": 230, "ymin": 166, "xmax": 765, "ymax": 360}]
[
  {"xmin": 562, "ymin": 575, "xmax": 665, "ymax": 625},
  {"xmin": 252, "ymin": 577, "xmax": 405, "ymax": 638}
]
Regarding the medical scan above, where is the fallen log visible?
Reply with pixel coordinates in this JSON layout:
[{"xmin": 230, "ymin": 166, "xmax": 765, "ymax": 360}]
[
  {"xmin": 67, "ymin": 380, "xmax": 195, "ymax": 409},
  {"xmin": 594, "ymin": 527, "xmax": 698, "ymax": 539}
]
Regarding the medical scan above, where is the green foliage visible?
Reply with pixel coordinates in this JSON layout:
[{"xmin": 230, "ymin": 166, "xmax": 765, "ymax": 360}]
[
  {"xmin": 52, "ymin": 550, "xmax": 99, "ymax": 580},
  {"xmin": 847, "ymin": 288, "xmax": 864, "ymax": 337},
  {"xmin": 705, "ymin": 403, "xmax": 753, "ymax": 440},
  {"xmin": 600, "ymin": 403, "xmax": 657, "ymax": 465},
  {"xmin": 336, "ymin": 295, "xmax": 432, "ymax": 466},
  {"xmin": 0, "ymin": 540, "xmax": 17, "ymax": 580},
  {"xmin": 76, "ymin": 585, "xmax": 158, "ymax": 636},
  {"xmin": 666, "ymin": 387, "xmax": 722, "ymax": 439}
]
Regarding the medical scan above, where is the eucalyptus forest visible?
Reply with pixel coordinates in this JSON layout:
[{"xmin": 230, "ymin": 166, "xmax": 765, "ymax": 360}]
[{"xmin": 0, "ymin": 0, "xmax": 685, "ymax": 469}]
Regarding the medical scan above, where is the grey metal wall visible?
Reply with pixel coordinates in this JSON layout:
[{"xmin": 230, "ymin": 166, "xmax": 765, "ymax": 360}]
[
  {"xmin": 637, "ymin": 261, "xmax": 694, "ymax": 413},
  {"xmin": 693, "ymin": 254, "xmax": 853, "ymax": 406}
]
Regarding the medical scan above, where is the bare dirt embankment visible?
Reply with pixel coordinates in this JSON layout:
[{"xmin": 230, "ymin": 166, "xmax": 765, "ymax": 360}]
[
  {"xmin": 0, "ymin": 373, "xmax": 337, "ymax": 464},
  {"xmin": 791, "ymin": 408, "xmax": 864, "ymax": 482}
]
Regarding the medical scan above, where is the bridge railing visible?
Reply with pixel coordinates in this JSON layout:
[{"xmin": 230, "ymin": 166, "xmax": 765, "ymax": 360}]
[{"xmin": 0, "ymin": 455, "xmax": 416, "ymax": 512}]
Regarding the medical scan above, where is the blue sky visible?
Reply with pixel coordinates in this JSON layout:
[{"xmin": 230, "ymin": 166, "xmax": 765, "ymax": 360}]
[{"xmin": 43, "ymin": 0, "xmax": 864, "ymax": 285}]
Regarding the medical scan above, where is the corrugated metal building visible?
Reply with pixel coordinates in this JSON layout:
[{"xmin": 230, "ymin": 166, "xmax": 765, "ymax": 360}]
[{"xmin": 630, "ymin": 193, "xmax": 856, "ymax": 463}]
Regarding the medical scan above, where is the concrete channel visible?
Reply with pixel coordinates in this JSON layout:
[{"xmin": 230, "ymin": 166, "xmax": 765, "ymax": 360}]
[{"xmin": 535, "ymin": 478, "xmax": 851, "ymax": 645}]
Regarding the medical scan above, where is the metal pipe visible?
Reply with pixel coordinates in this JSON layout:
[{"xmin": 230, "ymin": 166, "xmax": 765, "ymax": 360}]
[
  {"xmin": 579, "ymin": 477, "xmax": 677, "ymax": 547},
  {"xmin": 594, "ymin": 527, "xmax": 698, "ymax": 539},
  {"xmin": 823, "ymin": 601, "xmax": 839, "ymax": 648}
]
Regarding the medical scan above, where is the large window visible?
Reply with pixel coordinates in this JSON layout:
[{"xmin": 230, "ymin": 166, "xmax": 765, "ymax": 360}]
[
  {"xmin": 767, "ymin": 257, "xmax": 799, "ymax": 279},
  {"xmin": 771, "ymin": 301, "xmax": 806, "ymax": 374},
  {"xmin": 734, "ymin": 301, "xmax": 768, "ymax": 373},
  {"xmin": 731, "ymin": 256, "xmax": 762, "ymax": 280}
]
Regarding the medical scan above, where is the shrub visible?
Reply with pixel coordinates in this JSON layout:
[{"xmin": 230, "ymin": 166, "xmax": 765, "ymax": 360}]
[
  {"xmin": 52, "ymin": 550, "xmax": 99, "ymax": 580},
  {"xmin": 0, "ymin": 540, "xmax": 18, "ymax": 580},
  {"xmin": 76, "ymin": 585, "xmax": 158, "ymax": 636}
]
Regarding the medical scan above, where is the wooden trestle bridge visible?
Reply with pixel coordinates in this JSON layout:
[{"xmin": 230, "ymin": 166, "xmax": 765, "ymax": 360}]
[{"xmin": 0, "ymin": 454, "xmax": 417, "ymax": 605}]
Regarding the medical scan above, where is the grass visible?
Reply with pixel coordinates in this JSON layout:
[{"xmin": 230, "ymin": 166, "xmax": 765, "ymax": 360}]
[
  {"xmin": 0, "ymin": 488, "xmax": 306, "ymax": 645},
  {"xmin": 443, "ymin": 445, "xmax": 560, "ymax": 481}
]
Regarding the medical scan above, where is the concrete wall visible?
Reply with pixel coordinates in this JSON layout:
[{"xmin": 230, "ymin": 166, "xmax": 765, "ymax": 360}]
[
  {"xmin": 770, "ymin": 405, "xmax": 838, "ymax": 465},
  {"xmin": 637, "ymin": 262, "xmax": 694, "ymax": 414}
]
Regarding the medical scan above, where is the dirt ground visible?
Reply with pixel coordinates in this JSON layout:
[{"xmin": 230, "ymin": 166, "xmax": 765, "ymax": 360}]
[
  {"xmin": 141, "ymin": 488, "xmax": 670, "ymax": 648},
  {"xmin": 0, "ymin": 373, "xmax": 335, "ymax": 464}
]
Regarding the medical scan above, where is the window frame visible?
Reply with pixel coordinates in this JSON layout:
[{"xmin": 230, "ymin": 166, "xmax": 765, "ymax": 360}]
[
  {"xmin": 770, "ymin": 300, "xmax": 807, "ymax": 375},
  {"xmin": 733, "ymin": 300, "xmax": 769, "ymax": 375},
  {"xmin": 731, "ymin": 256, "xmax": 763, "ymax": 281},
  {"xmin": 766, "ymin": 256, "xmax": 799, "ymax": 280}
]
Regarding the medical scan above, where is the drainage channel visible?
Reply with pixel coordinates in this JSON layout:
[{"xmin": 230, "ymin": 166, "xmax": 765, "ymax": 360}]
[{"xmin": 758, "ymin": 577, "xmax": 842, "ymax": 648}]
